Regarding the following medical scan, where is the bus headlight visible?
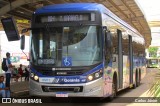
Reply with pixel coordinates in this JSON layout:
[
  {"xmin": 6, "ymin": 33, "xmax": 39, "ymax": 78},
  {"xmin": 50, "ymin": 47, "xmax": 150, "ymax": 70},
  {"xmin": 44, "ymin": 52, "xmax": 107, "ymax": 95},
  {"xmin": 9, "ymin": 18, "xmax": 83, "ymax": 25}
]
[
  {"xmin": 95, "ymin": 72, "xmax": 100, "ymax": 78},
  {"xmin": 88, "ymin": 75, "xmax": 93, "ymax": 81},
  {"xmin": 30, "ymin": 72, "xmax": 39, "ymax": 82},
  {"xmin": 87, "ymin": 69, "xmax": 103, "ymax": 82},
  {"xmin": 34, "ymin": 75, "xmax": 39, "ymax": 81},
  {"xmin": 30, "ymin": 73, "xmax": 34, "ymax": 77}
]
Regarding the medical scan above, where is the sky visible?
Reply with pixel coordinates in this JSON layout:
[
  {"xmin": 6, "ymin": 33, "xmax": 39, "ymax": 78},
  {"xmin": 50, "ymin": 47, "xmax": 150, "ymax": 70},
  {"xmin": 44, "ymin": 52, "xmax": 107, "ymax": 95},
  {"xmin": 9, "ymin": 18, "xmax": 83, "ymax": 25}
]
[
  {"xmin": 136, "ymin": 0, "xmax": 160, "ymax": 46},
  {"xmin": 0, "ymin": 31, "xmax": 29, "ymax": 58}
]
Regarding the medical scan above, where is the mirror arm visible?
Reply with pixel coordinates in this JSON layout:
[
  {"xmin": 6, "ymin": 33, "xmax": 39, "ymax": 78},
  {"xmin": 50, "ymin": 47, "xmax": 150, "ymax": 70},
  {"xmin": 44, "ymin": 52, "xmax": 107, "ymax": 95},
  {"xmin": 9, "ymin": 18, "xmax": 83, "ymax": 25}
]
[
  {"xmin": 21, "ymin": 28, "xmax": 31, "ymax": 34},
  {"xmin": 22, "ymin": 50, "xmax": 30, "ymax": 61}
]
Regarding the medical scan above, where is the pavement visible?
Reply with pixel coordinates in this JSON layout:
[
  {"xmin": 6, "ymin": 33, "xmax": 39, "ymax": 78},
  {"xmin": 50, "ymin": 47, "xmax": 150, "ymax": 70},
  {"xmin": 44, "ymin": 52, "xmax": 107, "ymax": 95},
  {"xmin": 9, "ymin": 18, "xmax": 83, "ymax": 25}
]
[{"xmin": 10, "ymin": 78, "xmax": 29, "ymax": 97}]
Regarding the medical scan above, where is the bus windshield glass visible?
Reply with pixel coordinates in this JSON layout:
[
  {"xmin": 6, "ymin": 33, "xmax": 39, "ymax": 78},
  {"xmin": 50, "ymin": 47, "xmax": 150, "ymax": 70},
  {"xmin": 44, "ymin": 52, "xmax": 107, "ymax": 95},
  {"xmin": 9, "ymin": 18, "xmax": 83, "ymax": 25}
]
[{"xmin": 31, "ymin": 26, "xmax": 102, "ymax": 67}]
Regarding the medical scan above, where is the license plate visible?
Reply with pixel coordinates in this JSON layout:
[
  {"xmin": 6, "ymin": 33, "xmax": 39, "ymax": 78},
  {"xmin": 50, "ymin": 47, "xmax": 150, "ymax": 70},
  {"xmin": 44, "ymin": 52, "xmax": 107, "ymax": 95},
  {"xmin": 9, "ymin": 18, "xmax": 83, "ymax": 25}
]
[{"xmin": 56, "ymin": 92, "xmax": 68, "ymax": 97}]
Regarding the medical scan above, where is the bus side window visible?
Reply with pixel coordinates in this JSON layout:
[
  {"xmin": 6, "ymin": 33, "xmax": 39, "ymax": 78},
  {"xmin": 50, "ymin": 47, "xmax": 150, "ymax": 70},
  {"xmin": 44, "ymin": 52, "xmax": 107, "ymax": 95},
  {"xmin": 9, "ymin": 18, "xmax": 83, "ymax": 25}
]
[{"xmin": 105, "ymin": 31, "xmax": 112, "ymax": 64}]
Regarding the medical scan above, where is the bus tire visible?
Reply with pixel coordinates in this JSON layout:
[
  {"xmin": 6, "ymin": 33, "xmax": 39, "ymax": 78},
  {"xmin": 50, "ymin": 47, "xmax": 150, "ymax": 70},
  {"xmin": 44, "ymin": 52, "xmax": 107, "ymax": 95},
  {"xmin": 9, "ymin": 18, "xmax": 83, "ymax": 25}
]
[
  {"xmin": 136, "ymin": 70, "xmax": 139, "ymax": 87},
  {"xmin": 133, "ymin": 83, "xmax": 136, "ymax": 89},
  {"xmin": 138, "ymin": 69, "xmax": 141, "ymax": 85},
  {"xmin": 133, "ymin": 70, "xmax": 138, "ymax": 88},
  {"xmin": 109, "ymin": 75, "xmax": 117, "ymax": 101}
]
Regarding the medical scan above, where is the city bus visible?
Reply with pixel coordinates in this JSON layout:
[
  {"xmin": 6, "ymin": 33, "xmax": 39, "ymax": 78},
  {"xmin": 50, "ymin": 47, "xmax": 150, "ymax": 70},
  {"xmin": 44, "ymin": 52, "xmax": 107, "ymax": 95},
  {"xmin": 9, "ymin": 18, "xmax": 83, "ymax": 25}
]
[
  {"xmin": 20, "ymin": 3, "xmax": 146, "ymax": 98},
  {"xmin": 147, "ymin": 58, "xmax": 160, "ymax": 68}
]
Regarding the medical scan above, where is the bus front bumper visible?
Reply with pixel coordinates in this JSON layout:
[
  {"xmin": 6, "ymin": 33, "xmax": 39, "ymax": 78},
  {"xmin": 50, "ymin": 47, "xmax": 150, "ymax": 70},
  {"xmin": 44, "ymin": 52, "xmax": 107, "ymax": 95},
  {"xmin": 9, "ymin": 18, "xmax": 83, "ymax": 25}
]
[{"xmin": 29, "ymin": 78, "xmax": 104, "ymax": 97}]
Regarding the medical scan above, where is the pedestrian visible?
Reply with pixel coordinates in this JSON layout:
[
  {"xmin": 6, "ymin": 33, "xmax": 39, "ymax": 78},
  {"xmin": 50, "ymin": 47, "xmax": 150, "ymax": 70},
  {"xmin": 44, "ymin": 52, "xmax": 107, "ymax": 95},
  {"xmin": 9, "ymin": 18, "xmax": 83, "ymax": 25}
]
[
  {"xmin": 0, "ymin": 76, "xmax": 10, "ymax": 97},
  {"xmin": 24, "ymin": 67, "xmax": 29, "ymax": 81},
  {"xmin": 5, "ymin": 52, "xmax": 13, "ymax": 88},
  {"xmin": 18, "ymin": 64, "xmax": 24, "ymax": 81}
]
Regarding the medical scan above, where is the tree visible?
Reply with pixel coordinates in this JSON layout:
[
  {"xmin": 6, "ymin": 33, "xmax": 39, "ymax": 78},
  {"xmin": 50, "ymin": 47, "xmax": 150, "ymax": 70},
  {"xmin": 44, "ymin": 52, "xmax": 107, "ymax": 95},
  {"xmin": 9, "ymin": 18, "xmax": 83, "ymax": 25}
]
[{"xmin": 148, "ymin": 47, "xmax": 158, "ymax": 57}]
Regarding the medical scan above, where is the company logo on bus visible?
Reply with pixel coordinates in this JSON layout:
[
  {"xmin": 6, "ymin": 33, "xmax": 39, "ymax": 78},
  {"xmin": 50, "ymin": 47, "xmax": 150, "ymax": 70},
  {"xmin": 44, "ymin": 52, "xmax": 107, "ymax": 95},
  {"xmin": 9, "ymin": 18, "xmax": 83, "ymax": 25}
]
[
  {"xmin": 52, "ymin": 78, "xmax": 60, "ymax": 83},
  {"xmin": 63, "ymin": 78, "xmax": 80, "ymax": 83},
  {"xmin": 52, "ymin": 78, "xmax": 80, "ymax": 83}
]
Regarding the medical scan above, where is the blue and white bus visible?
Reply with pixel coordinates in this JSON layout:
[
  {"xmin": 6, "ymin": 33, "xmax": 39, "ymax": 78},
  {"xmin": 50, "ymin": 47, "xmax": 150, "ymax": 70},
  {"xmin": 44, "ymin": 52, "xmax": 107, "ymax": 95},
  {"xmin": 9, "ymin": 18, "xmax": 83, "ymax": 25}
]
[
  {"xmin": 146, "ymin": 58, "xmax": 160, "ymax": 68},
  {"xmin": 22, "ymin": 3, "xmax": 146, "ymax": 98}
]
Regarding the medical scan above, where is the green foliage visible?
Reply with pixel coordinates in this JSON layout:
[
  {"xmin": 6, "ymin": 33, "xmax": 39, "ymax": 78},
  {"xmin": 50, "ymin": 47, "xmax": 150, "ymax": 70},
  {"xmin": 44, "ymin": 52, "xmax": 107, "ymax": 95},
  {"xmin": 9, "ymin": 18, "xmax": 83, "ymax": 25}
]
[
  {"xmin": 148, "ymin": 47, "xmax": 158, "ymax": 57},
  {"xmin": 148, "ymin": 72, "xmax": 160, "ymax": 97}
]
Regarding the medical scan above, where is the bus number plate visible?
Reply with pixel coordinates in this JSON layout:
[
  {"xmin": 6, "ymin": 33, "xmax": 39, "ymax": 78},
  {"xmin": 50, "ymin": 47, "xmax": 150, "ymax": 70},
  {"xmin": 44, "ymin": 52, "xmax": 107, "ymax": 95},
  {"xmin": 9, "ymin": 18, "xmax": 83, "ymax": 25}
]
[{"xmin": 56, "ymin": 92, "xmax": 68, "ymax": 97}]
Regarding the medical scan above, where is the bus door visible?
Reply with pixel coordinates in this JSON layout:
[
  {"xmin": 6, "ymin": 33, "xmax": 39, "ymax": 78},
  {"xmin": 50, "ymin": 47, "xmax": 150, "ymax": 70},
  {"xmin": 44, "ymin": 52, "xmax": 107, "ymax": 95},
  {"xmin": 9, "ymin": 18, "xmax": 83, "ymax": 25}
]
[
  {"xmin": 129, "ymin": 35, "xmax": 133, "ymax": 84},
  {"xmin": 117, "ymin": 29, "xmax": 123, "ymax": 89},
  {"xmin": 122, "ymin": 33, "xmax": 130, "ymax": 88}
]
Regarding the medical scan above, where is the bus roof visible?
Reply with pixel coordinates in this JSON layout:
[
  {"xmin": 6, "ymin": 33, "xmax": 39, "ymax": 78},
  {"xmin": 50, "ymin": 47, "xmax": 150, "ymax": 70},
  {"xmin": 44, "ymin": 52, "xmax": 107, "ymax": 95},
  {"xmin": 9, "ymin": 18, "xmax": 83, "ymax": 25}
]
[
  {"xmin": 35, "ymin": 3, "xmax": 144, "ymax": 38},
  {"xmin": 35, "ymin": 3, "xmax": 103, "ymax": 14}
]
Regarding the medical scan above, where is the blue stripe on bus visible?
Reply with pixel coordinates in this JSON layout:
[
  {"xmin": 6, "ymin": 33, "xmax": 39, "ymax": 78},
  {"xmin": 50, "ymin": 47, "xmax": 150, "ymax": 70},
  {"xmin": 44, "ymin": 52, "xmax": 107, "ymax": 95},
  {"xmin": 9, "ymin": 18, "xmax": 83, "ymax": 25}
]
[
  {"xmin": 30, "ymin": 63, "xmax": 104, "ymax": 84},
  {"xmin": 35, "ymin": 3, "xmax": 104, "ymax": 14}
]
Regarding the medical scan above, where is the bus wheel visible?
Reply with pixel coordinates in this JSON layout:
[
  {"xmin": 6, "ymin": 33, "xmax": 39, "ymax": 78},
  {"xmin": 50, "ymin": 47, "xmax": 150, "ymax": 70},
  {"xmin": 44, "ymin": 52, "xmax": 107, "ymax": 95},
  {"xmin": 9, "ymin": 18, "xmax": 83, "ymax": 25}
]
[
  {"xmin": 133, "ymin": 83, "xmax": 136, "ymax": 89},
  {"xmin": 136, "ymin": 71, "xmax": 139, "ymax": 87},
  {"xmin": 138, "ymin": 70, "xmax": 141, "ymax": 85},
  {"xmin": 133, "ymin": 72, "xmax": 138, "ymax": 89}
]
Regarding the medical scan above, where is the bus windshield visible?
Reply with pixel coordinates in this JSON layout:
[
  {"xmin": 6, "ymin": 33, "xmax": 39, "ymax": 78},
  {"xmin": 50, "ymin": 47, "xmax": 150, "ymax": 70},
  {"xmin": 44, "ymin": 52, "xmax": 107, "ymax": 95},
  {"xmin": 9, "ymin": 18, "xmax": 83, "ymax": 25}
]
[{"xmin": 31, "ymin": 26, "xmax": 102, "ymax": 67}]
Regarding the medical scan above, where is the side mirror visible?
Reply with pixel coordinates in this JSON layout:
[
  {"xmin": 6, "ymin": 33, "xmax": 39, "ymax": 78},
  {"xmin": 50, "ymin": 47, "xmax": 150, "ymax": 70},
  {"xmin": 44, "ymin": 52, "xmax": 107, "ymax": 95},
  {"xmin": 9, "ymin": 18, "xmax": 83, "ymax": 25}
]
[
  {"xmin": 105, "ymin": 31, "xmax": 112, "ymax": 48},
  {"xmin": 20, "ymin": 35, "xmax": 25, "ymax": 50}
]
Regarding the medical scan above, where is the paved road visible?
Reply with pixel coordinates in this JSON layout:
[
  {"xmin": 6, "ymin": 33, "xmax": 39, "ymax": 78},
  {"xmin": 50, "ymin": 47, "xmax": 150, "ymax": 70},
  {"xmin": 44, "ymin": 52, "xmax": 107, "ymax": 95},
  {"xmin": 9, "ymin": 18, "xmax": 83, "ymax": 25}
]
[{"xmin": 2, "ymin": 68, "xmax": 159, "ymax": 106}]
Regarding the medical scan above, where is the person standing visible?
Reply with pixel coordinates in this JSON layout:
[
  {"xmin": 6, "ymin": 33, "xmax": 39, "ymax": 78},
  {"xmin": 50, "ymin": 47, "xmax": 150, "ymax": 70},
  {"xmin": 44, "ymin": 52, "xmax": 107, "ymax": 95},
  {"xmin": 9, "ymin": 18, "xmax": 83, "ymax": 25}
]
[
  {"xmin": 18, "ymin": 64, "xmax": 24, "ymax": 81},
  {"xmin": 24, "ymin": 67, "xmax": 29, "ymax": 81},
  {"xmin": 5, "ymin": 52, "xmax": 13, "ymax": 88}
]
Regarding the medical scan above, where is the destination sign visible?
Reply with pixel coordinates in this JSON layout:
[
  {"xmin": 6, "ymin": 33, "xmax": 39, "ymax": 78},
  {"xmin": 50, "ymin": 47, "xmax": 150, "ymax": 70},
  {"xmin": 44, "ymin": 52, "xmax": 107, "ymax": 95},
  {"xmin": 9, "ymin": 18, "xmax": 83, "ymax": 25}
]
[{"xmin": 40, "ymin": 13, "xmax": 95, "ymax": 22}]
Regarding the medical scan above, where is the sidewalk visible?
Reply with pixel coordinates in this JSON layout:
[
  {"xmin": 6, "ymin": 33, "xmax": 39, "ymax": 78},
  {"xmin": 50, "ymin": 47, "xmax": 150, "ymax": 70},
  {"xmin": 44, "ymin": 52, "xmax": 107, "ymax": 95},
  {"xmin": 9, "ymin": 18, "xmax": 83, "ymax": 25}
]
[{"xmin": 10, "ymin": 80, "xmax": 29, "ymax": 97}]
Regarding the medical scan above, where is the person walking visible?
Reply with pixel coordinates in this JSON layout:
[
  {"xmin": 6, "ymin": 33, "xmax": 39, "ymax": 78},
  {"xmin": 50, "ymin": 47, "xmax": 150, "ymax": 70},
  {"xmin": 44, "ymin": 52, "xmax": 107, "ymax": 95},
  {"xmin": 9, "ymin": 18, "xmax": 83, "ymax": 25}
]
[{"xmin": 5, "ymin": 52, "xmax": 13, "ymax": 88}]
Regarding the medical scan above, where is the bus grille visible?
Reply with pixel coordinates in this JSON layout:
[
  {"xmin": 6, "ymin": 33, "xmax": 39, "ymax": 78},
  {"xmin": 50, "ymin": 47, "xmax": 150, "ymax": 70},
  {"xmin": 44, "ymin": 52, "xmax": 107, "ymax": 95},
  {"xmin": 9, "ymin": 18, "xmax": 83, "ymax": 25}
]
[
  {"xmin": 42, "ymin": 86, "xmax": 83, "ymax": 92},
  {"xmin": 40, "ymin": 71, "xmax": 83, "ymax": 76}
]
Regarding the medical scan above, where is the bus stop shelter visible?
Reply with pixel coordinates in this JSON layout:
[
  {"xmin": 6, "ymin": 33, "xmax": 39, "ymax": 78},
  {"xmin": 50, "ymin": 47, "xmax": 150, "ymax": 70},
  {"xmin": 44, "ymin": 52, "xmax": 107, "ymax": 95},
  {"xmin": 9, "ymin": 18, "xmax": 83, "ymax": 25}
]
[{"xmin": 0, "ymin": 0, "xmax": 151, "ymax": 48}]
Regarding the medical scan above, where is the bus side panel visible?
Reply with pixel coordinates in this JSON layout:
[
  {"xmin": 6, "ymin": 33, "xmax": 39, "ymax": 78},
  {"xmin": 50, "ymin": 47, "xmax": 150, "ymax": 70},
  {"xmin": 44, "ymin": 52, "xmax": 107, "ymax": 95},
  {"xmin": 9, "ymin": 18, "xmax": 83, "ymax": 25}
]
[
  {"xmin": 133, "ymin": 56, "xmax": 138, "ymax": 84},
  {"xmin": 103, "ymin": 55, "xmax": 119, "ymax": 97},
  {"xmin": 103, "ymin": 61, "xmax": 114, "ymax": 97}
]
